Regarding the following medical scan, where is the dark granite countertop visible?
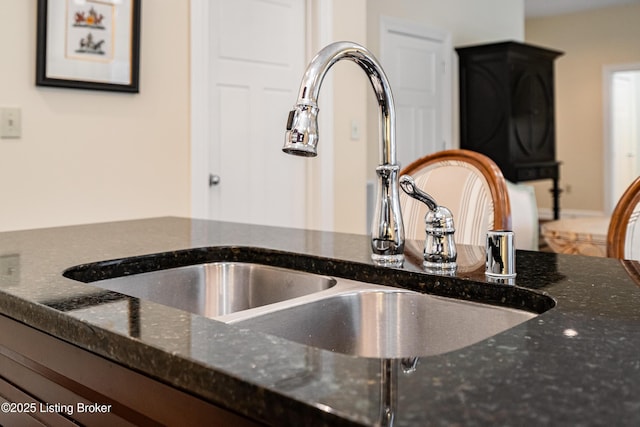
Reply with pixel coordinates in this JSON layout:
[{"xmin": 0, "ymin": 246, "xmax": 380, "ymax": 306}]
[{"xmin": 1, "ymin": 217, "xmax": 639, "ymax": 426}]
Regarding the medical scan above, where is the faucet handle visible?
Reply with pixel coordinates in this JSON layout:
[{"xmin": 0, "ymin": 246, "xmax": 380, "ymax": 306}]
[
  {"xmin": 399, "ymin": 175, "xmax": 438, "ymax": 211},
  {"xmin": 399, "ymin": 175, "xmax": 457, "ymax": 270}
]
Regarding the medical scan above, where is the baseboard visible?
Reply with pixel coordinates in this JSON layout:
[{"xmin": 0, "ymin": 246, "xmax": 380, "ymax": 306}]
[{"xmin": 538, "ymin": 208, "xmax": 606, "ymax": 221}]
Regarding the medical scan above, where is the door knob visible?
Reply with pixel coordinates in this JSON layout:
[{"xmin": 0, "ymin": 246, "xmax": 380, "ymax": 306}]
[{"xmin": 209, "ymin": 174, "xmax": 221, "ymax": 186}]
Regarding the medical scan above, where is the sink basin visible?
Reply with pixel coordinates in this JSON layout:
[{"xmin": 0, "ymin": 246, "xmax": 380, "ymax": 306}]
[
  {"xmin": 65, "ymin": 248, "xmax": 552, "ymax": 358},
  {"xmin": 90, "ymin": 262, "xmax": 336, "ymax": 317},
  {"xmin": 230, "ymin": 289, "xmax": 537, "ymax": 358}
]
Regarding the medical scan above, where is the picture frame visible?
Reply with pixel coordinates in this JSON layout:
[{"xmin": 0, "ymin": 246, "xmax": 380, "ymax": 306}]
[{"xmin": 36, "ymin": 0, "xmax": 141, "ymax": 93}]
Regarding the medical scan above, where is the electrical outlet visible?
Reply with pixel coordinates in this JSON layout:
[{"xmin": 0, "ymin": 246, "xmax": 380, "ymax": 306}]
[{"xmin": 1, "ymin": 108, "xmax": 22, "ymax": 139}]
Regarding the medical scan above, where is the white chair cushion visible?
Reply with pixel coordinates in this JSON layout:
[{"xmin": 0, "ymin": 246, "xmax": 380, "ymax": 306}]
[
  {"xmin": 506, "ymin": 181, "xmax": 539, "ymax": 251},
  {"xmin": 625, "ymin": 203, "xmax": 640, "ymax": 260}
]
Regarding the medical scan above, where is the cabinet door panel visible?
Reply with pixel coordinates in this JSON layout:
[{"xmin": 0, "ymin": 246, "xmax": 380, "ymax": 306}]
[{"xmin": 0, "ymin": 314, "xmax": 261, "ymax": 426}]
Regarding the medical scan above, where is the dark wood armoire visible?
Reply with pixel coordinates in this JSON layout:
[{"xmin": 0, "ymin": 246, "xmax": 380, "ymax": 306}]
[{"xmin": 456, "ymin": 41, "xmax": 564, "ymax": 219}]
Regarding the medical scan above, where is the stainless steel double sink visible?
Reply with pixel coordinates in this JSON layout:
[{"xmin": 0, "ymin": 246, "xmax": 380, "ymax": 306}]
[{"xmin": 80, "ymin": 260, "xmax": 546, "ymax": 358}]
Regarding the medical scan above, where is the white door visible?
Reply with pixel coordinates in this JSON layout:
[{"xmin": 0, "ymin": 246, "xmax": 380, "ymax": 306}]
[
  {"xmin": 605, "ymin": 65, "xmax": 640, "ymax": 212},
  {"xmin": 206, "ymin": 0, "xmax": 307, "ymax": 227},
  {"xmin": 612, "ymin": 72, "xmax": 638, "ymax": 196},
  {"xmin": 380, "ymin": 18, "xmax": 452, "ymax": 170}
]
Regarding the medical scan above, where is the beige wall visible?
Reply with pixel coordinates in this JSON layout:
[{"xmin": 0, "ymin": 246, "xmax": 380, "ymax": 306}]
[
  {"xmin": 526, "ymin": 4, "xmax": 640, "ymax": 216},
  {"xmin": 0, "ymin": 0, "xmax": 525, "ymax": 235},
  {"xmin": 364, "ymin": 0, "xmax": 525, "ymax": 172},
  {"xmin": 0, "ymin": 1, "xmax": 190, "ymax": 232},
  {"xmin": 366, "ymin": 0, "xmax": 524, "ymax": 49},
  {"xmin": 330, "ymin": 0, "xmax": 369, "ymax": 233}
]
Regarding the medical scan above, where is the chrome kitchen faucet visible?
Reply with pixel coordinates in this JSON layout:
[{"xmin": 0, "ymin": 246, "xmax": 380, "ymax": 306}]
[{"xmin": 283, "ymin": 41, "xmax": 405, "ymax": 266}]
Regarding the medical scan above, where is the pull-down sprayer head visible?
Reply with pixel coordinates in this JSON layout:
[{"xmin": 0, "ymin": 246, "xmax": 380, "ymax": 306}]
[{"xmin": 284, "ymin": 104, "xmax": 319, "ymax": 157}]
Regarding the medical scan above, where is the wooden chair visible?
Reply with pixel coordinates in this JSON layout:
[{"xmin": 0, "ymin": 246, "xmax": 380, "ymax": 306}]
[
  {"xmin": 607, "ymin": 176, "xmax": 640, "ymax": 259},
  {"xmin": 400, "ymin": 149, "xmax": 511, "ymax": 247}
]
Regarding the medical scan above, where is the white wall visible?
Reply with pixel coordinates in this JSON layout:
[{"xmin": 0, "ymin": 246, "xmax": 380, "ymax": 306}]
[{"xmin": 0, "ymin": 1, "xmax": 190, "ymax": 232}]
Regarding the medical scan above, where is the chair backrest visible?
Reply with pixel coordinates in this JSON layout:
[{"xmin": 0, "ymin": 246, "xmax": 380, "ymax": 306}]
[
  {"xmin": 400, "ymin": 149, "xmax": 511, "ymax": 247},
  {"xmin": 607, "ymin": 176, "xmax": 640, "ymax": 260}
]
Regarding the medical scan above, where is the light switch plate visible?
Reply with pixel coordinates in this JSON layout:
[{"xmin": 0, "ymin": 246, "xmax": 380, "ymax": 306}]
[
  {"xmin": 0, "ymin": 254, "xmax": 20, "ymax": 288},
  {"xmin": 1, "ymin": 107, "xmax": 22, "ymax": 139},
  {"xmin": 350, "ymin": 119, "xmax": 360, "ymax": 141}
]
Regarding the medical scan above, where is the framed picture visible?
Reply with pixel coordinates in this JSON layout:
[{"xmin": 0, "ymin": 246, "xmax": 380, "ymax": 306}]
[{"xmin": 36, "ymin": 0, "xmax": 141, "ymax": 93}]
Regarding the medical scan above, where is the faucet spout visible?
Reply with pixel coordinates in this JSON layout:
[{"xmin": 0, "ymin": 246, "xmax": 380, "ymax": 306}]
[{"xmin": 283, "ymin": 41, "xmax": 404, "ymax": 265}]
